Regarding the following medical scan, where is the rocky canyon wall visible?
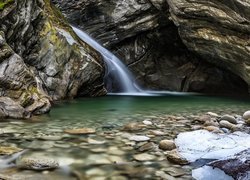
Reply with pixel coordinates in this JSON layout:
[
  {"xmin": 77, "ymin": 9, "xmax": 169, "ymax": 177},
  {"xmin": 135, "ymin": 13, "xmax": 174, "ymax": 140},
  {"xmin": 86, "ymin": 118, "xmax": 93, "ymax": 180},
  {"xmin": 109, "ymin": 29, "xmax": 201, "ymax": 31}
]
[
  {"xmin": 53, "ymin": 0, "xmax": 249, "ymax": 94},
  {"xmin": 0, "ymin": 0, "xmax": 106, "ymax": 119}
]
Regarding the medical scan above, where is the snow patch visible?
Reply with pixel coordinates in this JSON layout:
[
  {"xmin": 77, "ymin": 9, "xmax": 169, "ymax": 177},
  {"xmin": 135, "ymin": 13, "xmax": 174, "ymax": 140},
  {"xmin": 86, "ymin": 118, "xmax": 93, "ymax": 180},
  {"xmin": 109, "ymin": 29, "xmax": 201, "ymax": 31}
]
[{"xmin": 175, "ymin": 130, "xmax": 250, "ymax": 162}]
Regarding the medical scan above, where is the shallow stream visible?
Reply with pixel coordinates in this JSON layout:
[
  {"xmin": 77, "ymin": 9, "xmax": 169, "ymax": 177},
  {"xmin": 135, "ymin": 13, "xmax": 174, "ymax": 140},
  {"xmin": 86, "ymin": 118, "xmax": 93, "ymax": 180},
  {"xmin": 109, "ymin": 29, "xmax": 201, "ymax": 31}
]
[{"xmin": 0, "ymin": 94, "xmax": 250, "ymax": 179}]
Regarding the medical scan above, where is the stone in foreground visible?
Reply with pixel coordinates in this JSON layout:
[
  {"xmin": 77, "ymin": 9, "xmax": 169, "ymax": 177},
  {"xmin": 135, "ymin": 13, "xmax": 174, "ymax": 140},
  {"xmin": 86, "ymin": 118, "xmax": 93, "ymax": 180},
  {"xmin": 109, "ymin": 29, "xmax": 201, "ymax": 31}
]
[
  {"xmin": 165, "ymin": 149, "xmax": 189, "ymax": 165},
  {"xmin": 159, "ymin": 140, "xmax": 176, "ymax": 151},
  {"xmin": 18, "ymin": 157, "xmax": 59, "ymax": 171}
]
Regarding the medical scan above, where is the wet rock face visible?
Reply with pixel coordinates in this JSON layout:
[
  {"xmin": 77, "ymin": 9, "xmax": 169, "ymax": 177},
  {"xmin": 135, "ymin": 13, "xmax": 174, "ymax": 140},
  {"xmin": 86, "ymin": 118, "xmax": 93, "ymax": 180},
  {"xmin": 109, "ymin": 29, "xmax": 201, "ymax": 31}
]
[
  {"xmin": 53, "ymin": 0, "xmax": 249, "ymax": 94},
  {"xmin": 0, "ymin": 0, "xmax": 106, "ymax": 118},
  {"xmin": 210, "ymin": 149, "xmax": 250, "ymax": 180},
  {"xmin": 167, "ymin": 0, "xmax": 250, "ymax": 87},
  {"xmin": 52, "ymin": 0, "xmax": 169, "ymax": 47}
]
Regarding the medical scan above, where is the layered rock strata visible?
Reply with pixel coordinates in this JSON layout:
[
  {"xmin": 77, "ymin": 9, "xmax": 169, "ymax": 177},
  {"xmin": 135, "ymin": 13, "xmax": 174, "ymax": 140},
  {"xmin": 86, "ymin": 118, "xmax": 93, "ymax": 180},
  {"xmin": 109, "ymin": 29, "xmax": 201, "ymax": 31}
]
[
  {"xmin": 0, "ymin": 0, "xmax": 106, "ymax": 119},
  {"xmin": 53, "ymin": 0, "xmax": 249, "ymax": 94}
]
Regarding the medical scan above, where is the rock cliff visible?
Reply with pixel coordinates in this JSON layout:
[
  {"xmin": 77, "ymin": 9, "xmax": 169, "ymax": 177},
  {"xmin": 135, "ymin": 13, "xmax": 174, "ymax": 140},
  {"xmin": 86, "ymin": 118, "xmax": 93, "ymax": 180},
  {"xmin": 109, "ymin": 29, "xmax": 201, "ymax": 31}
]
[
  {"xmin": 53, "ymin": 0, "xmax": 249, "ymax": 94},
  {"xmin": 167, "ymin": 0, "xmax": 250, "ymax": 89},
  {"xmin": 0, "ymin": 0, "xmax": 106, "ymax": 119}
]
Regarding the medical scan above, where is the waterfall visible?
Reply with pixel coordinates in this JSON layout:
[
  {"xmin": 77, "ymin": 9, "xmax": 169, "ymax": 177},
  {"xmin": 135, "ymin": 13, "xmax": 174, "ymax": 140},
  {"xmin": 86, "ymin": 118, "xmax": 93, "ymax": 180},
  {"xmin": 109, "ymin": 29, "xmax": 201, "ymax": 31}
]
[{"xmin": 72, "ymin": 26, "xmax": 141, "ymax": 93}]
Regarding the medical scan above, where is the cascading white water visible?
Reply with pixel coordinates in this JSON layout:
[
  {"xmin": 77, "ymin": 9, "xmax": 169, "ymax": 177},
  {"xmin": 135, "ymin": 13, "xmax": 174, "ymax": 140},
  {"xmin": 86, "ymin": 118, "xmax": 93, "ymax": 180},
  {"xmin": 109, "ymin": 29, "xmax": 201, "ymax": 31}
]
[{"xmin": 72, "ymin": 26, "xmax": 141, "ymax": 93}]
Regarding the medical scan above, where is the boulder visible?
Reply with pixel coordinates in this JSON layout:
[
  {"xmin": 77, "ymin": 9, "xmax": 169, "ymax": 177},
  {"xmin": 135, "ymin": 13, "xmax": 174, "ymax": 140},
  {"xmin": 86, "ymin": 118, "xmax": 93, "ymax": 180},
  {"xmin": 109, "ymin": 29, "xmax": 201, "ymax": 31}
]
[{"xmin": 167, "ymin": 0, "xmax": 250, "ymax": 89}]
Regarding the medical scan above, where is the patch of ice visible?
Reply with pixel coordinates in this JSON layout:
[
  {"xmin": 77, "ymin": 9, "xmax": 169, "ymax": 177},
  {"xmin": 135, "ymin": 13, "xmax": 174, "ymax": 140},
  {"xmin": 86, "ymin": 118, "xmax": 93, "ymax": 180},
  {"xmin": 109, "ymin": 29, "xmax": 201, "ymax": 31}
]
[
  {"xmin": 175, "ymin": 130, "xmax": 250, "ymax": 162},
  {"xmin": 192, "ymin": 166, "xmax": 234, "ymax": 180}
]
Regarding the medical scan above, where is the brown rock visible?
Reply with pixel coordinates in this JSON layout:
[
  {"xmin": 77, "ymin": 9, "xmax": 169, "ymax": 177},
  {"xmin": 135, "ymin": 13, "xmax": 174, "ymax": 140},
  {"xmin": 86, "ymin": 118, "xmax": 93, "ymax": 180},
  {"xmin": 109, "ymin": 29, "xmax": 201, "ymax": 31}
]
[
  {"xmin": 0, "ymin": 146, "xmax": 23, "ymax": 155},
  {"xmin": 121, "ymin": 123, "xmax": 146, "ymax": 132},
  {"xmin": 166, "ymin": 149, "xmax": 189, "ymax": 165},
  {"xmin": 159, "ymin": 140, "xmax": 176, "ymax": 151},
  {"xmin": 204, "ymin": 120, "xmax": 219, "ymax": 127},
  {"xmin": 195, "ymin": 115, "xmax": 211, "ymax": 123},
  {"xmin": 149, "ymin": 130, "xmax": 166, "ymax": 136},
  {"xmin": 64, "ymin": 128, "xmax": 96, "ymax": 135},
  {"xmin": 139, "ymin": 142, "xmax": 156, "ymax": 152},
  {"xmin": 203, "ymin": 126, "xmax": 223, "ymax": 133}
]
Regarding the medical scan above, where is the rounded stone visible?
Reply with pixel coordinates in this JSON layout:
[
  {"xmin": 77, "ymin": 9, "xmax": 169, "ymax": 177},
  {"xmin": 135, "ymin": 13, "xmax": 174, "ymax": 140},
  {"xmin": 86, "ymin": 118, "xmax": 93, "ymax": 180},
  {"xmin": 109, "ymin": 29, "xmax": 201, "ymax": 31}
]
[
  {"xmin": 143, "ymin": 120, "xmax": 153, "ymax": 125},
  {"xmin": 18, "ymin": 157, "xmax": 59, "ymax": 171},
  {"xmin": 219, "ymin": 120, "xmax": 236, "ymax": 130},
  {"xmin": 159, "ymin": 140, "xmax": 176, "ymax": 151},
  {"xmin": 133, "ymin": 153, "xmax": 156, "ymax": 161},
  {"xmin": 203, "ymin": 126, "xmax": 223, "ymax": 133},
  {"xmin": 166, "ymin": 149, "xmax": 189, "ymax": 165},
  {"xmin": 243, "ymin": 111, "xmax": 250, "ymax": 125},
  {"xmin": 64, "ymin": 128, "xmax": 96, "ymax": 135},
  {"xmin": 139, "ymin": 142, "xmax": 155, "ymax": 152},
  {"xmin": 243, "ymin": 111, "xmax": 250, "ymax": 120},
  {"xmin": 149, "ymin": 130, "xmax": 165, "ymax": 136},
  {"xmin": 196, "ymin": 115, "xmax": 211, "ymax": 123},
  {"xmin": 206, "ymin": 112, "xmax": 219, "ymax": 117},
  {"xmin": 220, "ymin": 115, "xmax": 237, "ymax": 124},
  {"xmin": 122, "ymin": 123, "xmax": 146, "ymax": 132}
]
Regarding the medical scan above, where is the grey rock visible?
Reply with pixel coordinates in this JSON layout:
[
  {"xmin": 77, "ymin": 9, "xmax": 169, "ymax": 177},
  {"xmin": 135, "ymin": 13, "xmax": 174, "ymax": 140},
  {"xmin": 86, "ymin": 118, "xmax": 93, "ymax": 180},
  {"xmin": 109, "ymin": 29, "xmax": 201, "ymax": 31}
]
[
  {"xmin": 0, "ymin": 0, "xmax": 106, "ymax": 118},
  {"xmin": 167, "ymin": 0, "xmax": 250, "ymax": 89},
  {"xmin": 220, "ymin": 115, "xmax": 237, "ymax": 124},
  {"xmin": 0, "ymin": 97, "xmax": 27, "ymax": 119},
  {"xmin": 219, "ymin": 120, "xmax": 237, "ymax": 130}
]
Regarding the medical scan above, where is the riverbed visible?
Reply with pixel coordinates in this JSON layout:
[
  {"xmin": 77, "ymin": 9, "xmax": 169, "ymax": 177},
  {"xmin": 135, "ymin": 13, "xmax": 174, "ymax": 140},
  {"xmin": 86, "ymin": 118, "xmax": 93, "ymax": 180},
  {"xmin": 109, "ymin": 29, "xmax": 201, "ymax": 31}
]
[{"xmin": 0, "ymin": 94, "xmax": 249, "ymax": 179}]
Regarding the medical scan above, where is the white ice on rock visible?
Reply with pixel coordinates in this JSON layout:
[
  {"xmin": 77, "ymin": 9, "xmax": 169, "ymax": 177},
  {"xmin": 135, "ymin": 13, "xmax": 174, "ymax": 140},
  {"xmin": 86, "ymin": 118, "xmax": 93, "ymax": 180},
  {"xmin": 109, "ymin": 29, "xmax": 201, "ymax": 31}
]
[
  {"xmin": 175, "ymin": 130, "xmax": 250, "ymax": 162},
  {"xmin": 192, "ymin": 166, "xmax": 234, "ymax": 180}
]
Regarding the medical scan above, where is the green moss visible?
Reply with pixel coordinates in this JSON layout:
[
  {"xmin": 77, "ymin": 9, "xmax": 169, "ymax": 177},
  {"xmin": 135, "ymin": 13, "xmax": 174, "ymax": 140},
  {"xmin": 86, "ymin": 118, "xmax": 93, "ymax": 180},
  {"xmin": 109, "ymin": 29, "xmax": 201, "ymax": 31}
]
[{"xmin": 0, "ymin": 0, "xmax": 14, "ymax": 10}]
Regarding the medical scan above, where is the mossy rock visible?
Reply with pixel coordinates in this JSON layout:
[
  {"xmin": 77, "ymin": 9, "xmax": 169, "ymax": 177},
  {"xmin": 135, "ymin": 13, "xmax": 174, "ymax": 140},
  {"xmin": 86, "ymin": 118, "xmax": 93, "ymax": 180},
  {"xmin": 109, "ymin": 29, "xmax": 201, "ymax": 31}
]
[
  {"xmin": 0, "ymin": 146, "xmax": 23, "ymax": 155},
  {"xmin": 0, "ymin": 0, "xmax": 14, "ymax": 10}
]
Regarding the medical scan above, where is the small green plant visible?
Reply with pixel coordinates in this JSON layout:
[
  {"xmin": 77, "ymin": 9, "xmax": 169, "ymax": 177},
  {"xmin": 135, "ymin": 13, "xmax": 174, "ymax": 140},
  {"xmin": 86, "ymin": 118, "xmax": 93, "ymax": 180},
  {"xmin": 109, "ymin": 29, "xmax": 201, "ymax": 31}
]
[{"xmin": 0, "ymin": 0, "xmax": 14, "ymax": 10}]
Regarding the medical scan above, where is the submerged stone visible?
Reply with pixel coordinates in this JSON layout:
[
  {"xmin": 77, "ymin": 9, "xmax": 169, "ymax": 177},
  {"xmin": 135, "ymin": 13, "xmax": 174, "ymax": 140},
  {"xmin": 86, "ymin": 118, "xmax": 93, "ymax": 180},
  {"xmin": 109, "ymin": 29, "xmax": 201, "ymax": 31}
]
[
  {"xmin": 64, "ymin": 128, "xmax": 96, "ymax": 135},
  {"xmin": 133, "ymin": 153, "xmax": 156, "ymax": 161},
  {"xmin": 0, "ymin": 146, "xmax": 23, "ymax": 155},
  {"xmin": 122, "ymin": 123, "xmax": 146, "ymax": 132},
  {"xmin": 18, "ymin": 157, "xmax": 59, "ymax": 171},
  {"xmin": 129, "ymin": 135, "xmax": 150, "ymax": 142}
]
